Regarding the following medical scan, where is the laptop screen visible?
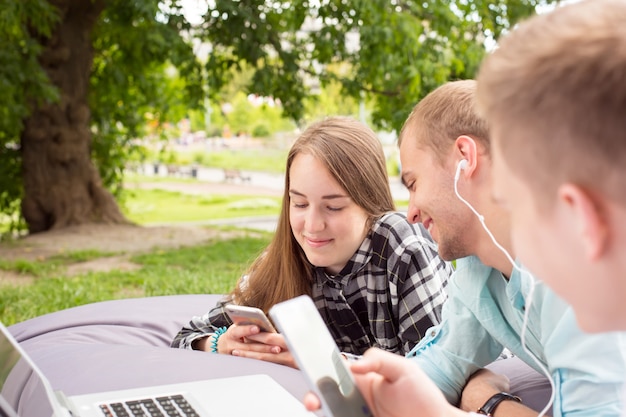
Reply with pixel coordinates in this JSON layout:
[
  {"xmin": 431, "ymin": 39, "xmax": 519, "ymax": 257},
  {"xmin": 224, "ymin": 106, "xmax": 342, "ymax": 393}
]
[
  {"xmin": 0, "ymin": 324, "xmax": 55, "ymax": 417},
  {"xmin": 0, "ymin": 334, "xmax": 21, "ymax": 395}
]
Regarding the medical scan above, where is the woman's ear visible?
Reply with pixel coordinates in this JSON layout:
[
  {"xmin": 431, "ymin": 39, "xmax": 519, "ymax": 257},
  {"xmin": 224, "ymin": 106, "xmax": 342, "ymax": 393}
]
[{"xmin": 558, "ymin": 183, "xmax": 609, "ymax": 261}]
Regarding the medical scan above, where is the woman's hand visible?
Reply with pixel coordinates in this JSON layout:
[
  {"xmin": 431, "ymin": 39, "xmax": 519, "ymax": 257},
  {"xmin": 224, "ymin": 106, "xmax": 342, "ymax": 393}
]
[
  {"xmin": 195, "ymin": 324, "xmax": 296, "ymax": 368},
  {"xmin": 231, "ymin": 329, "xmax": 297, "ymax": 368},
  {"xmin": 194, "ymin": 324, "xmax": 278, "ymax": 353}
]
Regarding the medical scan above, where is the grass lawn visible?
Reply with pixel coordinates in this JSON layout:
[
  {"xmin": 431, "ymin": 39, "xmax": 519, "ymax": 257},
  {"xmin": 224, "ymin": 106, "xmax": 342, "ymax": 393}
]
[
  {"xmin": 0, "ymin": 234, "xmax": 271, "ymax": 326},
  {"xmin": 0, "ymin": 158, "xmax": 407, "ymax": 325},
  {"xmin": 122, "ymin": 188, "xmax": 281, "ymax": 224}
]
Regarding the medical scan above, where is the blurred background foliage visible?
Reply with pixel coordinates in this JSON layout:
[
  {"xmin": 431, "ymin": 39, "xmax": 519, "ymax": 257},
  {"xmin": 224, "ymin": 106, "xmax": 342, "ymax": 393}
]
[{"xmin": 0, "ymin": 0, "xmax": 560, "ymax": 234}]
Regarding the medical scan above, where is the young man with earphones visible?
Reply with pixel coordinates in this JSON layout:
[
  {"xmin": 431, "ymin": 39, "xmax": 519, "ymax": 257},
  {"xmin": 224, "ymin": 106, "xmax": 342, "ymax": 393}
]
[
  {"xmin": 477, "ymin": 0, "xmax": 626, "ymax": 409},
  {"xmin": 396, "ymin": 79, "xmax": 625, "ymax": 417},
  {"xmin": 305, "ymin": 77, "xmax": 626, "ymax": 417}
]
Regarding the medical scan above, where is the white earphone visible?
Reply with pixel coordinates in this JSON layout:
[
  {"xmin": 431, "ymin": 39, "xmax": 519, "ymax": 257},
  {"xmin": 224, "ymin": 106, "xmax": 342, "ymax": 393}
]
[
  {"xmin": 452, "ymin": 156, "xmax": 555, "ymax": 417},
  {"xmin": 454, "ymin": 159, "xmax": 469, "ymax": 181}
]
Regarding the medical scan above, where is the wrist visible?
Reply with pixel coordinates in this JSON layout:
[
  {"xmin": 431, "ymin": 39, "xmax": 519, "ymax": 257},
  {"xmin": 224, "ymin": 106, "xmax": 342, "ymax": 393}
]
[
  {"xmin": 192, "ymin": 336, "xmax": 210, "ymax": 351},
  {"xmin": 209, "ymin": 326, "xmax": 228, "ymax": 353},
  {"xmin": 476, "ymin": 392, "xmax": 522, "ymax": 416}
]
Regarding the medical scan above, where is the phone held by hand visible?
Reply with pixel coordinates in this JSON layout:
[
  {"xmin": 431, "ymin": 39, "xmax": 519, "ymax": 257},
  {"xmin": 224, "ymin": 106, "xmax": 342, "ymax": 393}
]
[
  {"xmin": 269, "ymin": 295, "xmax": 373, "ymax": 417},
  {"xmin": 224, "ymin": 304, "xmax": 277, "ymax": 333}
]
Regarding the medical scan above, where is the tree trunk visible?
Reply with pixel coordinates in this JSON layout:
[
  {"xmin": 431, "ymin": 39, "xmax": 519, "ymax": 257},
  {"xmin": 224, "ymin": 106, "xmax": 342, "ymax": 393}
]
[{"xmin": 21, "ymin": 0, "xmax": 129, "ymax": 234}]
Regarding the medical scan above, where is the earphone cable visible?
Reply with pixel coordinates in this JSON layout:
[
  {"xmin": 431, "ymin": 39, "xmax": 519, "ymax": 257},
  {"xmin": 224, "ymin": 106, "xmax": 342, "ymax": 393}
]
[{"xmin": 454, "ymin": 161, "xmax": 555, "ymax": 416}]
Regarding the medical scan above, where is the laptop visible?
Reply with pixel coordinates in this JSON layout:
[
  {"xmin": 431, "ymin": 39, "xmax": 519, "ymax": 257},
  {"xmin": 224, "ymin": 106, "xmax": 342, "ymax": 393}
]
[{"xmin": 0, "ymin": 322, "xmax": 314, "ymax": 417}]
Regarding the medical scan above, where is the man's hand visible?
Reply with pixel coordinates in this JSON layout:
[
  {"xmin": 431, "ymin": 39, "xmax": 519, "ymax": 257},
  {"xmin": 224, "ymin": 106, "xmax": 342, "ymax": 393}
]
[{"xmin": 306, "ymin": 347, "xmax": 466, "ymax": 417}]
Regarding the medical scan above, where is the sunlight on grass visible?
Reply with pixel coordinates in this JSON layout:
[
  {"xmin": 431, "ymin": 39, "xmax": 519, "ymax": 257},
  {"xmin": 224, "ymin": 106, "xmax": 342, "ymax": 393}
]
[
  {"xmin": 0, "ymin": 235, "xmax": 271, "ymax": 325},
  {"xmin": 122, "ymin": 189, "xmax": 281, "ymax": 224},
  {"xmin": 197, "ymin": 149, "xmax": 289, "ymax": 173}
]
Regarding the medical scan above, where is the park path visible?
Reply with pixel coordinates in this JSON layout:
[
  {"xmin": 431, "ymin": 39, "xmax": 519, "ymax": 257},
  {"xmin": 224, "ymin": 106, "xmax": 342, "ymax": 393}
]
[
  {"xmin": 129, "ymin": 165, "xmax": 409, "ymax": 232},
  {"xmin": 0, "ymin": 167, "xmax": 409, "ymax": 284}
]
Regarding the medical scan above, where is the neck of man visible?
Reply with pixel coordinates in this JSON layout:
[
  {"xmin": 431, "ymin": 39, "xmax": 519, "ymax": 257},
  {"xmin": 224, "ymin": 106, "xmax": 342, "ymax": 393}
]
[{"xmin": 471, "ymin": 205, "xmax": 515, "ymax": 279}]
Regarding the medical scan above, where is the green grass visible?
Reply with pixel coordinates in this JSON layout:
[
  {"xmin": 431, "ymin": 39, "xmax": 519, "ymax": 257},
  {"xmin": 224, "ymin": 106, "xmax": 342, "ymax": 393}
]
[
  {"xmin": 0, "ymin": 234, "xmax": 271, "ymax": 326},
  {"xmin": 167, "ymin": 149, "xmax": 289, "ymax": 174},
  {"xmin": 0, "ymin": 151, "xmax": 407, "ymax": 325},
  {"xmin": 0, "ymin": 250, "xmax": 119, "ymax": 278},
  {"xmin": 122, "ymin": 188, "xmax": 281, "ymax": 224},
  {"xmin": 157, "ymin": 146, "xmax": 401, "ymax": 177}
]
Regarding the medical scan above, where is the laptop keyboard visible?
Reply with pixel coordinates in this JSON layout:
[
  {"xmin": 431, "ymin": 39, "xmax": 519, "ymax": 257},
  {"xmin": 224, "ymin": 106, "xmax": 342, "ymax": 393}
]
[{"xmin": 99, "ymin": 394, "xmax": 200, "ymax": 417}]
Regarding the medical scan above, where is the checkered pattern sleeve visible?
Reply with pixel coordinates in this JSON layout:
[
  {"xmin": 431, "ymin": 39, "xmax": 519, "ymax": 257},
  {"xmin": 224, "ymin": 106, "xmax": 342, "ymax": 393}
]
[
  {"xmin": 170, "ymin": 297, "xmax": 233, "ymax": 349},
  {"xmin": 375, "ymin": 213, "xmax": 452, "ymax": 353}
]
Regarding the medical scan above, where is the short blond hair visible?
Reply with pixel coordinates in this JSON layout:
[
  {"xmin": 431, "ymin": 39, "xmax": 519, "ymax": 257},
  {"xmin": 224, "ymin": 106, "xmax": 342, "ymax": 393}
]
[
  {"xmin": 477, "ymin": 0, "xmax": 626, "ymax": 205},
  {"xmin": 399, "ymin": 80, "xmax": 490, "ymax": 164}
]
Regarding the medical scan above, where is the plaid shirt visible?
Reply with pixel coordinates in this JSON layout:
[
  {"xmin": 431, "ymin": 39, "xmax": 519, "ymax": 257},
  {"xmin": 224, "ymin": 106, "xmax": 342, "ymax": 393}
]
[{"xmin": 172, "ymin": 212, "xmax": 452, "ymax": 355}]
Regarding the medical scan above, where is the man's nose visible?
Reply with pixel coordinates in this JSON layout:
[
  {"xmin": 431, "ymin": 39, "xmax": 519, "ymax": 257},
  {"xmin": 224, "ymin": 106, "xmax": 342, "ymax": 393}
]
[{"xmin": 406, "ymin": 204, "xmax": 421, "ymax": 224}]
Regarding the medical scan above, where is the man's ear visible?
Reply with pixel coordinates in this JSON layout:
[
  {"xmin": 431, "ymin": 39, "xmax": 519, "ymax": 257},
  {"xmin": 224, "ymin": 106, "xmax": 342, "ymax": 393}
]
[
  {"xmin": 558, "ymin": 184, "xmax": 609, "ymax": 261},
  {"xmin": 454, "ymin": 135, "xmax": 479, "ymax": 177}
]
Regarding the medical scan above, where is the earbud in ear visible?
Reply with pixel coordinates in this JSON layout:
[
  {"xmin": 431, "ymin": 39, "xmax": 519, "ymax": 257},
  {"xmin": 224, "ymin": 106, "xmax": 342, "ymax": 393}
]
[{"xmin": 454, "ymin": 159, "xmax": 469, "ymax": 182}]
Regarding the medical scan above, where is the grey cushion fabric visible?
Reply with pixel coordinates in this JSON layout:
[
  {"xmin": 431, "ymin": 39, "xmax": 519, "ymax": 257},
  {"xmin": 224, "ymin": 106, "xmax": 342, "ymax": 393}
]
[
  {"xmin": 10, "ymin": 294, "xmax": 221, "ymax": 348},
  {"xmin": 7, "ymin": 295, "xmax": 309, "ymax": 417},
  {"xmin": 6, "ymin": 294, "xmax": 551, "ymax": 417},
  {"xmin": 486, "ymin": 355, "xmax": 553, "ymax": 414}
]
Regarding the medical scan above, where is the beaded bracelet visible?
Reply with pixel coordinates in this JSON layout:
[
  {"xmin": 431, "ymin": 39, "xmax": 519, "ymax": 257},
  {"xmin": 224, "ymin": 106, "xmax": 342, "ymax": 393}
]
[{"xmin": 210, "ymin": 326, "xmax": 228, "ymax": 353}]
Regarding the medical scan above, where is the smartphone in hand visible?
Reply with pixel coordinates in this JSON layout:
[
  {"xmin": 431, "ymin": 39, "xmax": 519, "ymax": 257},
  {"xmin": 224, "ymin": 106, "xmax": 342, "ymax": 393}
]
[
  {"xmin": 224, "ymin": 305, "xmax": 277, "ymax": 333},
  {"xmin": 269, "ymin": 295, "xmax": 373, "ymax": 417}
]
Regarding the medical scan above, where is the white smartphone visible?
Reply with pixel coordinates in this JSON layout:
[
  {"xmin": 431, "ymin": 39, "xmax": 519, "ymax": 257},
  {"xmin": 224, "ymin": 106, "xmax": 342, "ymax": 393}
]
[
  {"xmin": 224, "ymin": 304, "xmax": 277, "ymax": 333},
  {"xmin": 269, "ymin": 295, "xmax": 373, "ymax": 417}
]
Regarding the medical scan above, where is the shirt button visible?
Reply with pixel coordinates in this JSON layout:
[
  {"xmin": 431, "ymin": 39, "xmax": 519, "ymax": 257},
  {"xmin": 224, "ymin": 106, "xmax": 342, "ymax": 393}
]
[{"xmin": 430, "ymin": 330, "xmax": 436, "ymax": 337}]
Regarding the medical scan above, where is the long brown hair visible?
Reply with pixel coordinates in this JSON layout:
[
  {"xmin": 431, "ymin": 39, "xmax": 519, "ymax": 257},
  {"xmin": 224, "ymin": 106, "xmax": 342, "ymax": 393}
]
[{"xmin": 231, "ymin": 116, "xmax": 395, "ymax": 313}]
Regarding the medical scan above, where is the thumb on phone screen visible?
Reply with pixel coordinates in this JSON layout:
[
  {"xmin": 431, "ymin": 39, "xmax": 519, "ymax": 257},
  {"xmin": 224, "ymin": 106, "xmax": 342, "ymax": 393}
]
[{"xmin": 316, "ymin": 376, "xmax": 373, "ymax": 417}]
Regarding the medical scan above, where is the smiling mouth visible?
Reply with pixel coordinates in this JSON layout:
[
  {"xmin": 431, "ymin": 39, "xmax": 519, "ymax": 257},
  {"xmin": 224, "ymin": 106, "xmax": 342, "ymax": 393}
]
[
  {"xmin": 422, "ymin": 218, "xmax": 433, "ymax": 231},
  {"xmin": 305, "ymin": 237, "xmax": 332, "ymax": 248}
]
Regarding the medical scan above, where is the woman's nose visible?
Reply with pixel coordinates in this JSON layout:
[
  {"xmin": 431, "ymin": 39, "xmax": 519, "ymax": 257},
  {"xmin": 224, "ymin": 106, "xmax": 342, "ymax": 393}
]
[{"xmin": 304, "ymin": 209, "xmax": 325, "ymax": 232}]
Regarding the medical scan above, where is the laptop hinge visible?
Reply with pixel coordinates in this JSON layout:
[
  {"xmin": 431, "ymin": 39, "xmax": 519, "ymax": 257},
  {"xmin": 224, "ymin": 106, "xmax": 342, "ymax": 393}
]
[{"xmin": 53, "ymin": 391, "xmax": 76, "ymax": 417}]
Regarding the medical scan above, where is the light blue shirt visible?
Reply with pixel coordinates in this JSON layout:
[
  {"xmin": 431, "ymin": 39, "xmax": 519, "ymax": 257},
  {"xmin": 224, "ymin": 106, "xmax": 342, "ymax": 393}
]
[{"xmin": 407, "ymin": 256, "xmax": 626, "ymax": 417}]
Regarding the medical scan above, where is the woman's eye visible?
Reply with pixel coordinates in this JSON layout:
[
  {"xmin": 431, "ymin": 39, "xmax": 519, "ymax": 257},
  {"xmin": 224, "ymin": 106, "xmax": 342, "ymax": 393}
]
[
  {"xmin": 327, "ymin": 206, "xmax": 343, "ymax": 212},
  {"xmin": 292, "ymin": 202, "xmax": 307, "ymax": 208}
]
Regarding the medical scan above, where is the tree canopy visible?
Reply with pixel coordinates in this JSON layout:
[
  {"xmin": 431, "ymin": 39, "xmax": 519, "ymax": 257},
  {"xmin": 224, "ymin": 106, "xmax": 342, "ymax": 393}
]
[{"xmin": 0, "ymin": 0, "xmax": 558, "ymax": 234}]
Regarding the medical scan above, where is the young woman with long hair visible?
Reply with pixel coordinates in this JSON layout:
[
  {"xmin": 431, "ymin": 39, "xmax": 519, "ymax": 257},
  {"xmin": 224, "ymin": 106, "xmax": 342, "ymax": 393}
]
[{"xmin": 172, "ymin": 116, "xmax": 451, "ymax": 368}]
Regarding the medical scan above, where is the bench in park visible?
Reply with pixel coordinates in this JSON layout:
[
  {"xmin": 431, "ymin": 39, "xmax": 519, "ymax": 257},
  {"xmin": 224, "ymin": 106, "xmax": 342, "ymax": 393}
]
[{"xmin": 223, "ymin": 168, "xmax": 251, "ymax": 183}]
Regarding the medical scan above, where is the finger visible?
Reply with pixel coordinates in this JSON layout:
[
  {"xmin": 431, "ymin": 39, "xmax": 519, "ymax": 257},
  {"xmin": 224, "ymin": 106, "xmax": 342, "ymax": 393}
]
[
  {"xmin": 232, "ymin": 350, "xmax": 297, "ymax": 368},
  {"xmin": 303, "ymin": 392, "xmax": 321, "ymax": 411},
  {"xmin": 232, "ymin": 340, "xmax": 281, "ymax": 354},
  {"xmin": 351, "ymin": 348, "xmax": 420, "ymax": 382},
  {"xmin": 245, "ymin": 332, "xmax": 288, "ymax": 348},
  {"xmin": 227, "ymin": 324, "xmax": 260, "ymax": 339}
]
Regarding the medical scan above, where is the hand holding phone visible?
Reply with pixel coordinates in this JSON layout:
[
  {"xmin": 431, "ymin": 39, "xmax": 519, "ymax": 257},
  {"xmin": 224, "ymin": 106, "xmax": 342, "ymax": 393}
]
[
  {"xmin": 269, "ymin": 295, "xmax": 374, "ymax": 417},
  {"xmin": 225, "ymin": 305, "xmax": 277, "ymax": 333}
]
